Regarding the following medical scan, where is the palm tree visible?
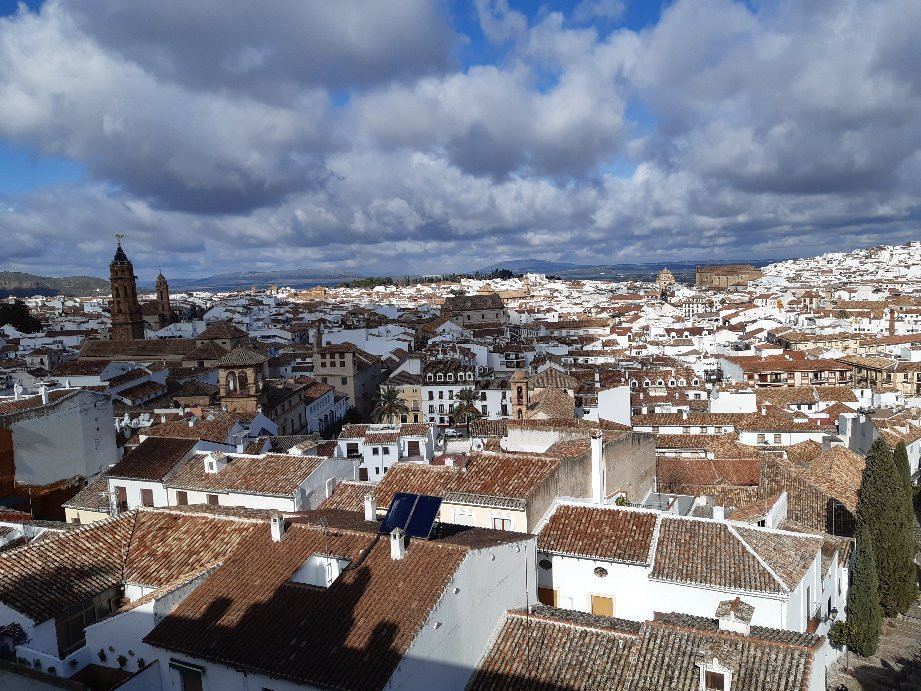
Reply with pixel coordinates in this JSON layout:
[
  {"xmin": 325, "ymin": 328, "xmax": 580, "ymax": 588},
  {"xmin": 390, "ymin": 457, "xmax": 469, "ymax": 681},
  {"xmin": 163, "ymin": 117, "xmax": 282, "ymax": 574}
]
[
  {"xmin": 371, "ymin": 386, "xmax": 409, "ymax": 425},
  {"xmin": 454, "ymin": 387, "xmax": 482, "ymax": 435}
]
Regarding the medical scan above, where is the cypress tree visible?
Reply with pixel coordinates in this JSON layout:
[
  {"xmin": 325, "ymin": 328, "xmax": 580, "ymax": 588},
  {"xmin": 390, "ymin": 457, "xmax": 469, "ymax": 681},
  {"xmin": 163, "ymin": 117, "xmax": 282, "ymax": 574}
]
[
  {"xmin": 846, "ymin": 520, "xmax": 882, "ymax": 657},
  {"xmin": 858, "ymin": 439, "xmax": 899, "ymax": 614},
  {"xmin": 889, "ymin": 441, "xmax": 919, "ymax": 614}
]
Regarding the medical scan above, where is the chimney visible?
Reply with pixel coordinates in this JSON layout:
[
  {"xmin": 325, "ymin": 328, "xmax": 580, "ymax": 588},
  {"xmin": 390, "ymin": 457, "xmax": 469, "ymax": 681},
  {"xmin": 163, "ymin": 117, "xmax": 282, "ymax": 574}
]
[
  {"xmin": 716, "ymin": 597, "xmax": 753, "ymax": 636},
  {"xmin": 594, "ymin": 370, "xmax": 600, "ymax": 390},
  {"xmin": 390, "ymin": 527, "xmax": 406, "ymax": 560},
  {"xmin": 681, "ymin": 409, "xmax": 688, "ymax": 421},
  {"xmin": 760, "ymin": 404, "xmax": 767, "ymax": 416},
  {"xmin": 591, "ymin": 430, "xmax": 605, "ymax": 504},
  {"xmin": 889, "ymin": 308, "xmax": 896, "ymax": 336},
  {"xmin": 364, "ymin": 493, "xmax": 377, "ymax": 522},
  {"xmin": 39, "ymin": 384, "xmax": 48, "ymax": 406},
  {"xmin": 270, "ymin": 512, "xmax": 286, "ymax": 542},
  {"xmin": 13, "ymin": 383, "xmax": 21, "ymax": 400},
  {"xmin": 188, "ymin": 418, "xmax": 195, "ymax": 427}
]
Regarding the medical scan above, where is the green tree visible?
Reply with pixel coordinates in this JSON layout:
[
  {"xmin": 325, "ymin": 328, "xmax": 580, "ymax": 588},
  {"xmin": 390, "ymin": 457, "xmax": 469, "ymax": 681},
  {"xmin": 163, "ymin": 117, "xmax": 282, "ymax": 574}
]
[
  {"xmin": 845, "ymin": 520, "xmax": 883, "ymax": 657},
  {"xmin": 454, "ymin": 387, "xmax": 482, "ymax": 432},
  {"xmin": 889, "ymin": 441, "xmax": 919, "ymax": 613},
  {"xmin": 371, "ymin": 386, "xmax": 409, "ymax": 425},
  {"xmin": 0, "ymin": 300, "xmax": 42, "ymax": 333}
]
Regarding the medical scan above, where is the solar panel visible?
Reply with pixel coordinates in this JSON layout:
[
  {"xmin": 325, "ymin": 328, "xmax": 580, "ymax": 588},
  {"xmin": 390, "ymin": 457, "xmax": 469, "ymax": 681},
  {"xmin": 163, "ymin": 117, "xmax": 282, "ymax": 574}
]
[
  {"xmin": 379, "ymin": 492, "xmax": 442, "ymax": 539},
  {"xmin": 380, "ymin": 492, "xmax": 416, "ymax": 535},
  {"xmin": 405, "ymin": 494, "xmax": 442, "ymax": 539}
]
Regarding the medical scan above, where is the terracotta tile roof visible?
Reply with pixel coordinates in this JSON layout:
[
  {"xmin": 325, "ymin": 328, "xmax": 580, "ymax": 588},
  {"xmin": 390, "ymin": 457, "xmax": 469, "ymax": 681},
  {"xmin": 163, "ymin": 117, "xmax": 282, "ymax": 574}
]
[
  {"xmin": 117, "ymin": 380, "xmax": 169, "ymax": 401},
  {"xmin": 470, "ymin": 607, "xmax": 639, "ymax": 690},
  {"xmin": 731, "ymin": 526, "xmax": 822, "ymax": 590},
  {"xmin": 167, "ymin": 453, "xmax": 326, "ymax": 496},
  {"xmin": 784, "ymin": 440, "xmax": 824, "ymax": 466},
  {"xmin": 197, "ymin": 320, "xmax": 248, "ymax": 340},
  {"xmin": 144, "ymin": 519, "xmax": 521, "ymax": 689},
  {"xmin": 374, "ymin": 453, "xmax": 560, "ymax": 508},
  {"xmin": 0, "ymin": 388, "xmax": 81, "ymax": 416},
  {"xmin": 399, "ymin": 423, "xmax": 431, "ymax": 436},
  {"xmin": 79, "ymin": 339, "xmax": 198, "ymax": 358},
  {"xmin": 52, "ymin": 359, "xmax": 113, "ymax": 376},
  {"xmin": 626, "ymin": 615, "xmax": 818, "ymax": 690},
  {"xmin": 108, "ymin": 437, "xmax": 197, "ymax": 481},
  {"xmin": 0, "ymin": 509, "xmax": 259, "ymax": 623},
  {"xmin": 142, "ymin": 413, "xmax": 239, "ymax": 443},
  {"xmin": 651, "ymin": 518, "xmax": 786, "ymax": 594},
  {"xmin": 527, "ymin": 388, "xmax": 576, "ymax": 419},
  {"xmin": 339, "ymin": 423, "xmax": 370, "ymax": 439},
  {"xmin": 318, "ymin": 481, "xmax": 376, "ymax": 512},
  {"xmin": 214, "ymin": 347, "xmax": 267, "ymax": 366},
  {"xmin": 657, "ymin": 456, "xmax": 761, "ymax": 488},
  {"xmin": 470, "ymin": 419, "xmax": 508, "ymax": 437},
  {"xmin": 538, "ymin": 505, "xmax": 657, "ymax": 564},
  {"xmin": 364, "ymin": 431, "xmax": 399, "ymax": 444},
  {"xmin": 183, "ymin": 341, "xmax": 229, "ymax": 361},
  {"xmin": 61, "ymin": 474, "xmax": 112, "ymax": 512}
]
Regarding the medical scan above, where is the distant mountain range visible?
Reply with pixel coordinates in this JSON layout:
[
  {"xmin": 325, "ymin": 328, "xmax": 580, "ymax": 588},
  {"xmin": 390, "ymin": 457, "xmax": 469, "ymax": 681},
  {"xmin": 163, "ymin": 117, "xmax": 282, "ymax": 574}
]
[
  {"xmin": 0, "ymin": 272, "xmax": 109, "ymax": 298},
  {"xmin": 473, "ymin": 258, "xmax": 776, "ymax": 284},
  {"xmin": 155, "ymin": 268, "xmax": 361, "ymax": 292},
  {"xmin": 3, "ymin": 257, "xmax": 780, "ymax": 298}
]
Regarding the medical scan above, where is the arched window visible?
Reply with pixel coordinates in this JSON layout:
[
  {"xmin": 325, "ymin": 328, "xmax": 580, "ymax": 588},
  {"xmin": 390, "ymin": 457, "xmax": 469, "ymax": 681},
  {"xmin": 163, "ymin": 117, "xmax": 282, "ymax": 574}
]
[
  {"xmin": 467, "ymin": 372, "xmax": 474, "ymax": 381},
  {"xmin": 238, "ymin": 370, "xmax": 249, "ymax": 392},
  {"xmin": 446, "ymin": 373, "xmax": 454, "ymax": 382},
  {"xmin": 517, "ymin": 410, "xmax": 523, "ymax": 420},
  {"xmin": 692, "ymin": 378, "xmax": 700, "ymax": 386},
  {"xmin": 630, "ymin": 380, "xmax": 638, "ymax": 389},
  {"xmin": 226, "ymin": 371, "xmax": 237, "ymax": 392},
  {"xmin": 516, "ymin": 385, "xmax": 524, "ymax": 404}
]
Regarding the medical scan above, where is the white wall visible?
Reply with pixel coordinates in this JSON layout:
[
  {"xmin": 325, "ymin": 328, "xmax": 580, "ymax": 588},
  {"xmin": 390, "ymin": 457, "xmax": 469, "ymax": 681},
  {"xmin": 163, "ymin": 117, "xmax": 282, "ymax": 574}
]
[
  {"xmin": 9, "ymin": 392, "xmax": 117, "ymax": 485},
  {"xmin": 537, "ymin": 553, "xmax": 651, "ymax": 621},
  {"xmin": 597, "ymin": 386, "xmax": 631, "ymax": 426},
  {"xmin": 388, "ymin": 537, "xmax": 536, "ymax": 690}
]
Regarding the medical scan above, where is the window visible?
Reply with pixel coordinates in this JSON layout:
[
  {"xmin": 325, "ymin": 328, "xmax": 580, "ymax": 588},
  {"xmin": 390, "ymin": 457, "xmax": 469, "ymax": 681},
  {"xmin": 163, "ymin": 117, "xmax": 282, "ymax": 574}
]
[
  {"xmin": 491, "ymin": 517, "xmax": 512, "ymax": 530},
  {"xmin": 115, "ymin": 485, "xmax": 128, "ymax": 513},
  {"xmin": 141, "ymin": 488, "xmax": 154, "ymax": 507},
  {"xmin": 481, "ymin": 404, "xmax": 487, "ymax": 415},
  {"xmin": 428, "ymin": 391, "xmax": 434, "ymax": 400},
  {"xmin": 439, "ymin": 404, "xmax": 445, "ymax": 413},
  {"xmin": 773, "ymin": 434, "xmax": 781, "ymax": 444},
  {"xmin": 176, "ymin": 491, "xmax": 188, "ymax": 506},
  {"xmin": 705, "ymin": 671, "xmax": 725, "ymax": 690},
  {"xmin": 179, "ymin": 668, "xmax": 203, "ymax": 691},
  {"xmin": 428, "ymin": 405, "xmax": 435, "ymax": 413},
  {"xmin": 407, "ymin": 440, "xmax": 420, "ymax": 456},
  {"xmin": 448, "ymin": 390, "xmax": 454, "ymax": 398},
  {"xmin": 341, "ymin": 377, "xmax": 347, "ymax": 385},
  {"xmin": 372, "ymin": 447, "xmax": 380, "ymax": 455},
  {"xmin": 207, "ymin": 494, "xmax": 219, "ymax": 506},
  {"xmin": 382, "ymin": 447, "xmax": 390, "ymax": 455},
  {"xmin": 439, "ymin": 391, "xmax": 444, "ymax": 399},
  {"xmin": 757, "ymin": 434, "xmax": 766, "ymax": 444},
  {"xmin": 591, "ymin": 595, "xmax": 614, "ymax": 617}
]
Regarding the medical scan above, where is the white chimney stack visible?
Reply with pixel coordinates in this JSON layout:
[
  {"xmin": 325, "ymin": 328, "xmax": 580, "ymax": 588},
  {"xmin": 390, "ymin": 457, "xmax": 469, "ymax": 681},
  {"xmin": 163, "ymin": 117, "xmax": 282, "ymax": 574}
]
[
  {"xmin": 590, "ymin": 431, "xmax": 604, "ymax": 504},
  {"xmin": 364, "ymin": 493, "xmax": 377, "ymax": 522},
  {"xmin": 39, "ymin": 384, "xmax": 48, "ymax": 405},
  {"xmin": 681, "ymin": 409, "xmax": 688, "ymax": 421},
  {"xmin": 390, "ymin": 527, "xmax": 406, "ymax": 560},
  {"xmin": 270, "ymin": 512, "xmax": 286, "ymax": 542},
  {"xmin": 13, "ymin": 383, "xmax": 21, "ymax": 400},
  {"xmin": 760, "ymin": 404, "xmax": 767, "ymax": 416}
]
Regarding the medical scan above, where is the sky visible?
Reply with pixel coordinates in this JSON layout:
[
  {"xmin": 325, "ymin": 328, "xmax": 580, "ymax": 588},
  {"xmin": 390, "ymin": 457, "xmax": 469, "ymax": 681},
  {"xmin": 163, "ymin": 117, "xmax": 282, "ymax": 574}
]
[{"xmin": 1, "ymin": 0, "xmax": 921, "ymax": 280}]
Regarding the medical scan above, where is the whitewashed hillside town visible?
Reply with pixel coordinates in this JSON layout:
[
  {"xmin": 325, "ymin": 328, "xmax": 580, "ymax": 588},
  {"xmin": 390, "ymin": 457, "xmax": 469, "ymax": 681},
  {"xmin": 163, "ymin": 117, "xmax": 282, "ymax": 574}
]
[{"xmin": 0, "ymin": 239, "xmax": 919, "ymax": 690}]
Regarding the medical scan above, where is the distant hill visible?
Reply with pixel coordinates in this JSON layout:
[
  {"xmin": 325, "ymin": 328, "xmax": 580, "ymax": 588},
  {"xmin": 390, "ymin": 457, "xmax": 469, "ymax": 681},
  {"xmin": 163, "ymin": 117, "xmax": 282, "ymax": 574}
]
[
  {"xmin": 473, "ymin": 259, "xmax": 583, "ymax": 275},
  {"xmin": 0, "ymin": 272, "xmax": 108, "ymax": 298},
  {"xmin": 161, "ymin": 268, "xmax": 361, "ymax": 292},
  {"xmin": 470, "ymin": 259, "xmax": 776, "ymax": 285}
]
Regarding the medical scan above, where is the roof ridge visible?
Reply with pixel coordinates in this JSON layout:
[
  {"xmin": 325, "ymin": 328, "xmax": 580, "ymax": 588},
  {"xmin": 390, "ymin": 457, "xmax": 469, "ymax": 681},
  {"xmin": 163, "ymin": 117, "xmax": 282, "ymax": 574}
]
[{"xmin": 727, "ymin": 523, "xmax": 791, "ymax": 592}]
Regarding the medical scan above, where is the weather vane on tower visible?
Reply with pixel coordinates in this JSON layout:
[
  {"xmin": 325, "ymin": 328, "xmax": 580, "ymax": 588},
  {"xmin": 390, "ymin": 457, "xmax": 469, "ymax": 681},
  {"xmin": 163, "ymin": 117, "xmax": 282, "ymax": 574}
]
[{"xmin": 115, "ymin": 233, "xmax": 125, "ymax": 247}]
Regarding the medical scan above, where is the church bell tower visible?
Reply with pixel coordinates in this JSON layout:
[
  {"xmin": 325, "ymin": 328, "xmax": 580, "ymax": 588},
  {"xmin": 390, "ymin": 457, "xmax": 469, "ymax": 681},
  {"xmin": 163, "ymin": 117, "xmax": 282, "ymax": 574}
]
[{"xmin": 109, "ymin": 235, "xmax": 146, "ymax": 341}]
